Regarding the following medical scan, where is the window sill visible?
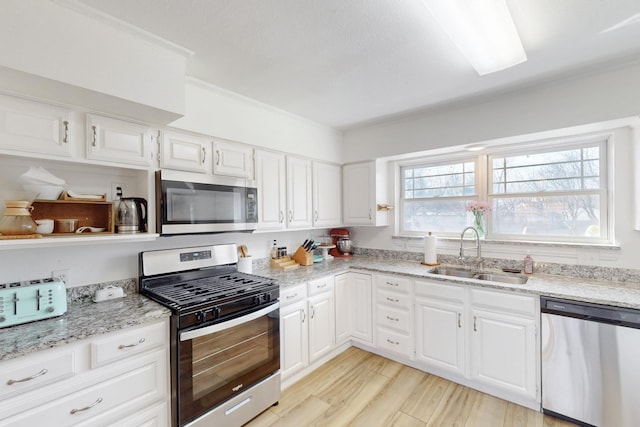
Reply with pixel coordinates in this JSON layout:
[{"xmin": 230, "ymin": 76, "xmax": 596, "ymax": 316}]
[{"xmin": 392, "ymin": 234, "xmax": 620, "ymax": 251}]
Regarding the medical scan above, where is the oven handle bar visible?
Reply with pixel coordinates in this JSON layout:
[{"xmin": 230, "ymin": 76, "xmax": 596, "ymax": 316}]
[{"xmin": 180, "ymin": 302, "xmax": 279, "ymax": 342}]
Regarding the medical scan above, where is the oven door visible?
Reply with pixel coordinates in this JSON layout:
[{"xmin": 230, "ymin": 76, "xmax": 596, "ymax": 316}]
[
  {"xmin": 177, "ymin": 302, "xmax": 280, "ymax": 426},
  {"xmin": 157, "ymin": 170, "xmax": 257, "ymax": 235}
]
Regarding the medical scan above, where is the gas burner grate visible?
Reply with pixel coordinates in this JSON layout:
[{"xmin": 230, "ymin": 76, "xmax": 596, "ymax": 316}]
[{"xmin": 146, "ymin": 272, "xmax": 276, "ymax": 308}]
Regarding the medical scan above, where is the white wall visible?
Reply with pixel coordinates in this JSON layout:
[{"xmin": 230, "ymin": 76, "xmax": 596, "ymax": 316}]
[
  {"xmin": 343, "ymin": 60, "xmax": 640, "ymax": 162},
  {"xmin": 170, "ymin": 78, "xmax": 343, "ymax": 163}
]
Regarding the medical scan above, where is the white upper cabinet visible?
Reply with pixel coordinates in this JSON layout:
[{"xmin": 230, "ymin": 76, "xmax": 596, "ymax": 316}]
[
  {"xmin": 255, "ymin": 150, "xmax": 286, "ymax": 231},
  {"xmin": 312, "ymin": 161, "xmax": 342, "ymax": 228},
  {"xmin": 0, "ymin": 94, "xmax": 73, "ymax": 158},
  {"xmin": 159, "ymin": 130, "xmax": 211, "ymax": 174},
  {"xmin": 286, "ymin": 156, "xmax": 313, "ymax": 229},
  {"xmin": 343, "ymin": 160, "xmax": 389, "ymax": 226},
  {"xmin": 212, "ymin": 139, "xmax": 254, "ymax": 179},
  {"xmin": 86, "ymin": 114, "xmax": 154, "ymax": 167}
]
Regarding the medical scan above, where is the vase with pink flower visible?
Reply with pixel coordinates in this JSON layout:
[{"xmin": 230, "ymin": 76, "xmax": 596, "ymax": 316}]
[{"xmin": 465, "ymin": 201, "xmax": 491, "ymax": 239}]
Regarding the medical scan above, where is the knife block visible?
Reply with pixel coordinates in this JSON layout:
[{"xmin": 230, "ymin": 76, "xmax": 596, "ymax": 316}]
[{"xmin": 292, "ymin": 246, "xmax": 313, "ymax": 266}]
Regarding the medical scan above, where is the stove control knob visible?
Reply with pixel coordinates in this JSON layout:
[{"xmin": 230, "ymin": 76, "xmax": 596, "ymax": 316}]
[
  {"xmin": 195, "ymin": 311, "xmax": 205, "ymax": 323},
  {"xmin": 0, "ymin": 316, "xmax": 4, "ymax": 323},
  {"xmin": 46, "ymin": 306, "xmax": 55, "ymax": 313},
  {"xmin": 211, "ymin": 307, "xmax": 221, "ymax": 319}
]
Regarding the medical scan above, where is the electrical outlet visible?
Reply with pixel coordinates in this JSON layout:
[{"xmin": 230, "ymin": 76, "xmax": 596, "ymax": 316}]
[
  {"xmin": 52, "ymin": 269, "xmax": 70, "ymax": 284},
  {"xmin": 111, "ymin": 182, "xmax": 125, "ymax": 200}
]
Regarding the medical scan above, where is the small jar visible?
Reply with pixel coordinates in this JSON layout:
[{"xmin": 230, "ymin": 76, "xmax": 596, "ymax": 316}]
[{"xmin": 0, "ymin": 200, "xmax": 38, "ymax": 235}]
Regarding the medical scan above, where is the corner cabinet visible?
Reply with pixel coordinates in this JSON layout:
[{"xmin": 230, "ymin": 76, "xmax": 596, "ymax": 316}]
[
  {"xmin": 86, "ymin": 114, "xmax": 155, "ymax": 167},
  {"xmin": 255, "ymin": 150, "xmax": 287, "ymax": 231},
  {"xmin": 343, "ymin": 160, "xmax": 389, "ymax": 226}
]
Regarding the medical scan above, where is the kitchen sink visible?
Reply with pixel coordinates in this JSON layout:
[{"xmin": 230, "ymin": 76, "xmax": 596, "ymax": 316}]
[
  {"xmin": 430, "ymin": 267, "xmax": 528, "ymax": 284},
  {"xmin": 430, "ymin": 267, "xmax": 476, "ymax": 278},
  {"xmin": 475, "ymin": 273, "xmax": 528, "ymax": 285}
]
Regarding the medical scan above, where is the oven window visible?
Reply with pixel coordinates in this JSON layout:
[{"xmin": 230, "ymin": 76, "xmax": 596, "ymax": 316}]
[{"xmin": 178, "ymin": 307, "xmax": 279, "ymax": 425}]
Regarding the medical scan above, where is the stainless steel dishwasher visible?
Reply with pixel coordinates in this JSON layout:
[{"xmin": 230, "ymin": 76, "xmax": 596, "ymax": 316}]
[{"xmin": 541, "ymin": 297, "xmax": 640, "ymax": 427}]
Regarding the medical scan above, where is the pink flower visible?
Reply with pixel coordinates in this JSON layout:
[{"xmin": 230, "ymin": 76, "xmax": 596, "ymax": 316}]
[{"xmin": 465, "ymin": 201, "xmax": 492, "ymax": 214}]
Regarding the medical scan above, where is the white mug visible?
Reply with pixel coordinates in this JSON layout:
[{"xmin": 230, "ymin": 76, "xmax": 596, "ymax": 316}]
[{"xmin": 237, "ymin": 256, "xmax": 252, "ymax": 274}]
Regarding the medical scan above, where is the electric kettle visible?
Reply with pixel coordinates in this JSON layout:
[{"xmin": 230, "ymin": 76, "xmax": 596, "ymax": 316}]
[{"xmin": 115, "ymin": 197, "xmax": 147, "ymax": 234}]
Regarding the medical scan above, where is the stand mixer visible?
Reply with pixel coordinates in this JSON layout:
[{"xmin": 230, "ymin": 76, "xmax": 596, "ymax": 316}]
[{"xmin": 329, "ymin": 228, "xmax": 353, "ymax": 258}]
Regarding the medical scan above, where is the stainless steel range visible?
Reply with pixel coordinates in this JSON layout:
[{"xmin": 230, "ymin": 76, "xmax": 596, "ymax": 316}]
[{"xmin": 139, "ymin": 244, "xmax": 280, "ymax": 427}]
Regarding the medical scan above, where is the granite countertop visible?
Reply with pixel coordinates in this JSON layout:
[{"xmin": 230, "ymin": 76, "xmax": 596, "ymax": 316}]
[
  {"xmin": 255, "ymin": 256, "xmax": 640, "ymax": 310},
  {"xmin": 0, "ymin": 294, "xmax": 171, "ymax": 362}
]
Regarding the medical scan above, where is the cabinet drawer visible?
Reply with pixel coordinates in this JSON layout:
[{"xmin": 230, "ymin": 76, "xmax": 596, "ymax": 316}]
[
  {"xmin": 377, "ymin": 328, "xmax": 412, "ymax": 357},
  {"xmin": 376, "ymin": 289, "xmax": 412, "ymax": 309},
  {"xmin": 91, "ymin": 321, "xmax": 166, "ymax": 368},
  {"xmin": 280, "ymin": 284, "xmax": 306, "ymax": 306},
  {"xmin": 377, "ymin": 306, "xmax": 411, "ymax": 332},
  {"xmin": 2, "ymin": 350, "xmax": 165, "ymax": 426},
  {"xmin": 415, "ymin": 280, "xmax": 465, "ymax": 302},
  {"xmin": 376, "ymin": 274, "xmax": 412, "ymax": 294},
  {"xmin": 308, "ymin": 277, "xmax": 334, "ymax": 297},
  {"xmin": 0, "ymin": 347, "xmax": 79, "ymax": 400},
  {"xmin": 470, "ymin": 288, "xmax": 536, "ymax": 317}
]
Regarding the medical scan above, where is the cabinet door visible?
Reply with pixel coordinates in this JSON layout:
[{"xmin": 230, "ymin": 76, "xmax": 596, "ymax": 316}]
[
  {"xmin": 308, "ymin": 293, "xmax": 335, "ymax": 362},
  {"xmin": 280, "ymin": 300, "xmax": 308, "ymax": 380},
  {"xmin": 255, "ymin": 150, "xmax": 286, "ymax": 231},
  {"xmin": 349, "ymin": 273, "xmax": 373, "ymax": 343},
  {"xmin": 212, "ymin": 139, "xmax": 254, "ymax": 179},
  {"xmin": 470, "ymin": 308, "xmax": 537, "ymax": 400},
  {"xmin": 286, "ymin": 156, "xmax": 313, "ymax": 229},
  {"xmin": 86, "ymin": 114, "xmax": 153, "ymax": 166},
  {"xmin": 334, "ymin": 274, "xmax": 350, "ymax": 345},
  {"xmin": 0, "ymin": 94, "xmax": 73, "ymax": 158},
  {"xmin": 312, "ymin": 161, "xmax": 342, "ymax": 228},
  {"xmin": 159, "ymin": 130, "xmax": 210, "ymax": 173},
  {"xmin": 343, "ymin": 162, "xmax": 375, "ymax": 225},
  {"xmin": 415, "ymin": 297, "xmax": 465, "ymax": 377}
]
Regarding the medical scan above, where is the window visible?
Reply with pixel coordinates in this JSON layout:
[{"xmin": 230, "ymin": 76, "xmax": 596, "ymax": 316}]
[
  {"xmin": 399, "ymin": 136, "xmax": 609, "ymax": 243},
  {"xmin": 489, "ymin": 141, "xmax": 607, "ymax": 242},
  {"xmin": 401, "ymin": 158, "xmax": 478, "ymax": 234}
]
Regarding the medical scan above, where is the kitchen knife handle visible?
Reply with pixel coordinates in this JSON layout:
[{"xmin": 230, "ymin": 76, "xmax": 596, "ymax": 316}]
[{"xmin": 6, "ymin": 369, "xmax": 48, "ymax": 385}]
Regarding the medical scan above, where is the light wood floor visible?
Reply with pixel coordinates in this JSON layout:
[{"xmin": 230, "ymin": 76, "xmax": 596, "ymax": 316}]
[{"xmin": 246, "ymin": 347, "xmax": 576, "ymax": 427}]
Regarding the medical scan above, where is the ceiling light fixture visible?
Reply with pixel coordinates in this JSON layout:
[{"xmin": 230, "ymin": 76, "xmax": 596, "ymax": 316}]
[
  {"xmin": 466, "ymin": 143, "xmax": 487, "ymax": 152},
  {"xmin": 423, "ymin": 0, "xmax": 527, "ymax": 75}
]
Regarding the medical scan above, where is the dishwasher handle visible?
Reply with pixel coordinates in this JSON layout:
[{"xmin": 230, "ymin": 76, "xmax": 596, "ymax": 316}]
[{"xmin": 541, "ymin": 297, "xmax": 640, "ymax": 329}]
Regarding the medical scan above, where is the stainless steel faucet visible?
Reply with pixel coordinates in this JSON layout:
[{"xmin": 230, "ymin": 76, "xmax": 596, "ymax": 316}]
[{"xmin": 460, "ymin": 226, "xmax": 482, "ymax": 267}]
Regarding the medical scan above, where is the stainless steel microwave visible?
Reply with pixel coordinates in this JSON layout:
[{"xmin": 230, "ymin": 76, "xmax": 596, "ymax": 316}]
[{"xmin": 156, "ymin": 170, "xmax": 257, "ymax": 235}]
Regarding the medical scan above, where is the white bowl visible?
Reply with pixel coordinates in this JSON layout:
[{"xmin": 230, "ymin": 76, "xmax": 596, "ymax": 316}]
[
  {"xmin": 22, "ymin": 184, "xmax": 64, "ymax": 200},
  {"xmin": 35, "ymin": 219, "xmax": 54, "ymax": 234}
]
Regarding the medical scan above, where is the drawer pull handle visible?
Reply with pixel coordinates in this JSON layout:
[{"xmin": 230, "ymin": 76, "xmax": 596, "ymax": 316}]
[
  {"xmin": 386, "ymin": 338, "xmax": 399, "ymax": 345},
  {"xmin": 386, "ymin": 282, "xmax": 399, "ymax": 287},
  {"xmin": 458, "ymin": 313, "xmax": 462, "ymax": 328},
  {"xmin": 63, "ymin": 121, "xmax": 69, "ymax": 143},
  {"xmin": 279, "ymin": 210, "xmax": 284, "ymax": 223},
  {"xmin": 386, "ymin": 297, "xmax": 399, "ymax": 303},
  {"xmin": 473, "ymin": 316, "xmax": 477, "ymax": 332},
  {"xmin": 317, "ymin": 284, "xmax": 327, "ymax": 288},
  {"xmin": 91, "ymin": 125, "xmax": 97, "ymax": 147},
  {"xmin": 386, "ymin": 315, "xmax": 399, "ymax": 322},
  {"xmin": 201, "ymin": 146, "xmax": 206, "ymax": 165},
  {"xmin": 70, "ymin": 397, "xmax": 103, "ymax": 414},
  {"xmin": 6, "ymin": 369, "xmax": 48, "ymax": 385},
  {"xmin": 118, "ymin": 337, "xmax": 145, "ymax": 349},
  {"xmin": 286, "ymin": 293, "xmax": 298, "ymax": 299},
  {"xmin": 311, "ymin": 306, "xmax": 315, "ymax": 319}
]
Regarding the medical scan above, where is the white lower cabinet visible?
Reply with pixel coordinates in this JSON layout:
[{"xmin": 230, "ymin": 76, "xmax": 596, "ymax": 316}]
[
  {"xmin": 347, "ymin": 272, "xmax": 373, "ymax": 344},
  {"xmin": 414, "ymin": 279, "xmax": 540, "ymax": 407},
  {"xmin": 307, "ymin": 277, "xmax": 335, "ymax": 363},
  {"xmin": 334, "ymin": 273, "xmax": 351, "ymax": 345},
  {"xmin": 280, "ymin": 290, "xmax": 309, "ymax": 380},
  {"xmin": 468, "ymin": 289, "xmax": 538, "ymax": 401},
  {"xmin": 0, "ymin": 319, "xmax": 170, "ymax": 426}
]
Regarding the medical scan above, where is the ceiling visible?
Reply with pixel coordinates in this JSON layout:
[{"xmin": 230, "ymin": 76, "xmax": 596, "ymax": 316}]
[{"xmin": 76, "ymin": 0, "xmax": 640, "ymax": 130}]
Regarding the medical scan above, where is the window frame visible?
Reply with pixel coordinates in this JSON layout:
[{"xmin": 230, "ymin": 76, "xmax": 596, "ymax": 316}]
[{"xmin": 396, "ymin": 134, "xmax": 612, "ymax": 245}]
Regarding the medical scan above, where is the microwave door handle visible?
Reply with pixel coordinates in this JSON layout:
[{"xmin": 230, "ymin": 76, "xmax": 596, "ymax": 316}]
[{"xmin": 180, "ymin": 302, "xmax": 279, "ymax": 341}]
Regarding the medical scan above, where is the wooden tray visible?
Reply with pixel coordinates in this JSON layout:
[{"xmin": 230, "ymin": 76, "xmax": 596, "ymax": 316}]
[{"xmin": 0, "ymin": 233, "xmax": 43, "ymax": 240}]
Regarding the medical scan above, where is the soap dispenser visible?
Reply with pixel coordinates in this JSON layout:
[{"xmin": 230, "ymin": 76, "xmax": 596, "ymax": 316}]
[{"xmin": 523, "ymin": 254, "xmax": 534, "ymax": 274}]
